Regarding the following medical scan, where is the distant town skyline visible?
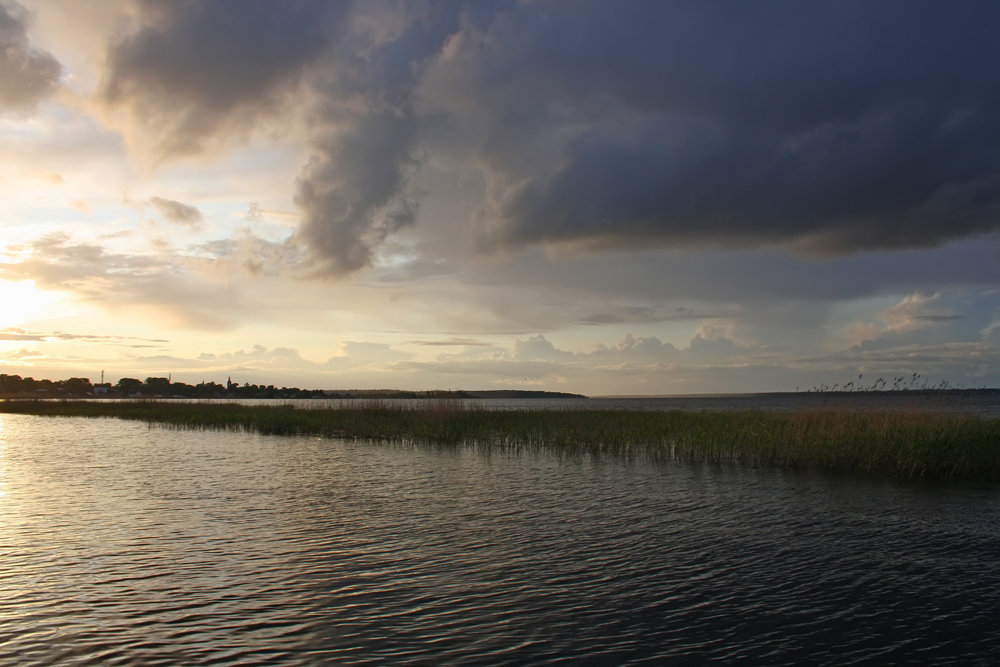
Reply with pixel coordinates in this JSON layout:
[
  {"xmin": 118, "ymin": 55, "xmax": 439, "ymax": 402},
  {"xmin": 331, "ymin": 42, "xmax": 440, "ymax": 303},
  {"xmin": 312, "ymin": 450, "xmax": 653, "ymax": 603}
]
[{"xmin": 2, "ymin": 1, "xmax": 1000, "ymax": 395}]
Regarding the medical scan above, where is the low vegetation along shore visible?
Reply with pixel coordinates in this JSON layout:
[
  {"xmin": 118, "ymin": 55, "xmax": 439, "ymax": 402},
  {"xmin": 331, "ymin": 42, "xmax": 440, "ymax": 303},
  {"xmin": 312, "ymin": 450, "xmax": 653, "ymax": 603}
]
[{"xmin": 2, "ymin": 399, "xmax": 998, "ymax": 483}]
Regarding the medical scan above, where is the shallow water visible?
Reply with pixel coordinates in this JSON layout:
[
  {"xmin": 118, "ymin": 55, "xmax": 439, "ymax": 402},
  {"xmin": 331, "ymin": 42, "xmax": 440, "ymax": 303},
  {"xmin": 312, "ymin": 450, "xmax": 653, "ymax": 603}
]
[
  {"xmin": 1, "ymin": 414, "xmax": 997, "ymax": 664},
  {"xmin": 151, "ymin": 389, "xmax": 1000, "ymax": 418}
]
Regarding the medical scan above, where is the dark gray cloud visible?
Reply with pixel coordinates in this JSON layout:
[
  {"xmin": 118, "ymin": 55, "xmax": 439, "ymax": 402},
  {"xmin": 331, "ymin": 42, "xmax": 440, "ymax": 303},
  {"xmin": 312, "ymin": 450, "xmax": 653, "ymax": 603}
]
[
  {"xmin": 98, "ymin": 0, "xmax": 459, "ymax": 276},
  {"xmin": 424, "ymin": 1, "xmax": 1000, "ymax": 255},
  {"xmin": 150, "ymin": 196, "xmax": 202, "ymax": 225},
  {"xmin": 455, "ymin": 238, "xmax": 1000, "ymax": 315},
  {"xmin": 96, "ymin": 1, "xmax": 1000, "ymax": 277},
  {"xmin": 293, "ymin": 110, "xmax": 421, "ymax": 275},
  {"xmin": 98, "ymin": 0, "xmax": 344, "ymax": 156},
  {"xmin": 409, "ymin": 337, "xmax": 491, "ymax": 347},
  {"xmin": 0, "ymin": 0, "xmax": 61, "ymax": 110},
  {"xmin": 292, "ymin": 2, "xmax": 461, "ymax": 275},
  {"xmin": 582, "ymin": 305, "xmax": 718, "ymax": 326}
]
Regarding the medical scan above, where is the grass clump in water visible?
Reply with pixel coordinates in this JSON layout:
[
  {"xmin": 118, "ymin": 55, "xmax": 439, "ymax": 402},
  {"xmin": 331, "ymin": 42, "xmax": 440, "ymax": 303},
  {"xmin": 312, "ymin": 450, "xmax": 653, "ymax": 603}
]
[{"xmin": 1, "ymin": 400, "xmax": 997, "ymax": 482}]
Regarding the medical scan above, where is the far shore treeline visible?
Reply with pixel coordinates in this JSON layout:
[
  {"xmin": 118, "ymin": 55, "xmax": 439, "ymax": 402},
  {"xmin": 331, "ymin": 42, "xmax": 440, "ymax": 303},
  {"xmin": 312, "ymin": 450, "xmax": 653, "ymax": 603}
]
[{"xmin": 0, "ymin": 373, "xmax": 585, "ymax": 400}]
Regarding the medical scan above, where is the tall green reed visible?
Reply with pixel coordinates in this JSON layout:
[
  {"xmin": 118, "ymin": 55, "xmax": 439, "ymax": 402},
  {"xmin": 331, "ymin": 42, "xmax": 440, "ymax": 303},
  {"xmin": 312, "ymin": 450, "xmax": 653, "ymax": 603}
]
[{"xmin": 1, "ymin": 399, "xmax": 997, "ymax": 482}]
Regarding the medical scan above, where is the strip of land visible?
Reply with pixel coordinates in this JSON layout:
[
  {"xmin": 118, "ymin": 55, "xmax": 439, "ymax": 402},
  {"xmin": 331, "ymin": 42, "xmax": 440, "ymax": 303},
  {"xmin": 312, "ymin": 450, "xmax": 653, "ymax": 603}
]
[{"xmin": 1, "ymin": 400, "xmax": 997, "ymax": 483}]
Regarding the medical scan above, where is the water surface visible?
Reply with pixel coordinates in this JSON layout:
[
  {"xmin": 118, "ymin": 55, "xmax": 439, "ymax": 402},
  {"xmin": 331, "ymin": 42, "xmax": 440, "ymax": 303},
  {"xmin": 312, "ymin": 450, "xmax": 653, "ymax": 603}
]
[
  {"xmin": 141, "ymin": 389, "xmax": 1000, "ymax": 418},
  {"xmin": 1, "ymin": 414, "xmax": 997, "ymax": 664}
]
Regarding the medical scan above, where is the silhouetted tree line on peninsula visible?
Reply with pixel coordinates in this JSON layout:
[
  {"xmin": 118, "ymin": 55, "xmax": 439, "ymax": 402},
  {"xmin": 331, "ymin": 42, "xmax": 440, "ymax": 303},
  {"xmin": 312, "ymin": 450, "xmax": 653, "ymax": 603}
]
[
  {"xmin": 0, "ymin": 373, "xmax": 586, "ymax": 399},
  {"xmin": 0, "ymin": 374, "xmax": 325, "ymax": 399}
]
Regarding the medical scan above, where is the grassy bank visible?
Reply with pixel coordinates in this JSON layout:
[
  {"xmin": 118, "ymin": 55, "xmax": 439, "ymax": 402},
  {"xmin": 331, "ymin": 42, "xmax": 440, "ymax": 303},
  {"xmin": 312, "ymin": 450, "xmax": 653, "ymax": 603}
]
[{"xmin": 1, "ymin": 400, "xmax": 998, "ymax": 482}]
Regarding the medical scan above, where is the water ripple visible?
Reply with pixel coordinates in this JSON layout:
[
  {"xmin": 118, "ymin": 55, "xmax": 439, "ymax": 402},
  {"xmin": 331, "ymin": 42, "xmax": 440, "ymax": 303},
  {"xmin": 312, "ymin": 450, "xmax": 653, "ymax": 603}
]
[{"xmin": 0, "ymin": 413, "xmax": 997, "ymax": 664}]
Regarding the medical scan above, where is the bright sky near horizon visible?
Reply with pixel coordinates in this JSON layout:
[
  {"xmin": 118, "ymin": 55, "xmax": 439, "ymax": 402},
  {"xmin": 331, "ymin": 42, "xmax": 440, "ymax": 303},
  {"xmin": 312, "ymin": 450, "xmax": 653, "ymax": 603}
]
[{"xmin": 2, "ymin": 0, "xmax": 1000, "ymax": 395}]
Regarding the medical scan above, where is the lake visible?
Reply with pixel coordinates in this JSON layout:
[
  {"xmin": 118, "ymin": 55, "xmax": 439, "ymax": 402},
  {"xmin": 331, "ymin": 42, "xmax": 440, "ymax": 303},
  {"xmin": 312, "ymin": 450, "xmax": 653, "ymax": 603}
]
[{"xmin": 1, "ymin": 412, "xmax": 998, "ymax": 664}]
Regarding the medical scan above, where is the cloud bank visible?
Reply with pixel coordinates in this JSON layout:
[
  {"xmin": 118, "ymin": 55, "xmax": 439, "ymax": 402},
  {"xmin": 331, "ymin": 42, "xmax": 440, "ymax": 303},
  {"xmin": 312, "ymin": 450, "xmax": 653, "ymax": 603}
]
[
  {"xmin": 425, "ymin": 1, "xmax": 1000, "ymax": 256},
  {"xmin": 83, "ymin": 1, "xmax": 1000, "ymax": 276}
]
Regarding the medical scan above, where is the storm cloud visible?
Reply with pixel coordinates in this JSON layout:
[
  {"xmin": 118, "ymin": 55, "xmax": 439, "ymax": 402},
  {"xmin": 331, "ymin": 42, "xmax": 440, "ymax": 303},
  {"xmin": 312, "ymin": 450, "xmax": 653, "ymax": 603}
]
[
  {"xmin": 0, "ymin": 0, "xmax": 61, "ymax": 110},
  {"xmin": 291, "ymin": 1, "xmax": 461, "ymax": 275},
  {"xmin": 94, "ymin": 1, "xmax": 1000, "ymax": 275},
  {"xmin": 426, "ymin": 1, "xmax": 1000, "ymax": 255},
  {"xmin": 98, "ymin": 0, "xmax": 342, "ymax": 156}
]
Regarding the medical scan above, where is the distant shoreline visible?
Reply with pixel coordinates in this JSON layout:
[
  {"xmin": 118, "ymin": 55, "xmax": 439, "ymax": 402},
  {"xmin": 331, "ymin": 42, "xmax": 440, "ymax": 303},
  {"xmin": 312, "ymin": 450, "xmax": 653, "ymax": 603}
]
[
  {"xmin": 0, "ymin": 388, "xmax": 590, "ymax": 400},
  {"xmin": 4, "ymin": 384, "xmax": 1000, "ymax": 401}
]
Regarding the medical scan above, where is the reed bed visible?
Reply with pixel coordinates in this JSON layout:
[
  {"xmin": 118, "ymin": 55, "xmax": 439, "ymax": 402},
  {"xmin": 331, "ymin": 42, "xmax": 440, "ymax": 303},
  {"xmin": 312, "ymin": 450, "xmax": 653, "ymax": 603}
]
[{"xmin": 2, "ymin": 400, "xmax": 998, "ymax": 482}]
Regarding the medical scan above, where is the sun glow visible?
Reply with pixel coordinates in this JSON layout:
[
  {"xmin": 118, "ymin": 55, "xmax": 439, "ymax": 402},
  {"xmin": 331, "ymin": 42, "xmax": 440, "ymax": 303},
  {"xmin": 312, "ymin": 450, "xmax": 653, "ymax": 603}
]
[{"xmin": 0, "ymin": 280, "xmax": 61, "ymax": 329}]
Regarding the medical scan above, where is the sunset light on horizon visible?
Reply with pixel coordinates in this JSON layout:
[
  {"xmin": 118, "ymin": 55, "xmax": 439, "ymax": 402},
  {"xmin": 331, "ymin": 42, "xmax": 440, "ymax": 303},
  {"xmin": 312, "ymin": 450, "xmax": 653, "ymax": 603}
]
[{"xmin": 3, "ymin": 0, "xmax": 1000, "ymax": 395}]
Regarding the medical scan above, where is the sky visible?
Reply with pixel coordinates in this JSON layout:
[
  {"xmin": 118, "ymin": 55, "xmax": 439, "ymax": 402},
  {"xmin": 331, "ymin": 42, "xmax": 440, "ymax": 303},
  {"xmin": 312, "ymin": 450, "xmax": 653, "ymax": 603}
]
[{"xmin": 2, "ymin": 0, "xmax": 1000, "ymax": 396}]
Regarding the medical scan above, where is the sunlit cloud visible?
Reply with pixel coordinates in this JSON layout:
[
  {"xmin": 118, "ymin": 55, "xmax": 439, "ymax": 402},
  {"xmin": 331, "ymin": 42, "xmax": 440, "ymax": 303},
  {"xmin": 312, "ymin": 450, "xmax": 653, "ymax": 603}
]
[
  {"xmin": 0, "ymin": 327, "xmax": 166, "ymax": 345},
  {"xmin": 0, "ymin": 232, "xmax": 258, "ymax": 330}
]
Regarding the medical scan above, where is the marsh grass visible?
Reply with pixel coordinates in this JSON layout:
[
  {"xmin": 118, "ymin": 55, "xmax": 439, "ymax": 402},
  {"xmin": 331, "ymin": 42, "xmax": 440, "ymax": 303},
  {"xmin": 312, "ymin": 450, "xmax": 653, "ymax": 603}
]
[{"xmin": 2, "ymin": 399, "xmax": 998, "ymax": 482}]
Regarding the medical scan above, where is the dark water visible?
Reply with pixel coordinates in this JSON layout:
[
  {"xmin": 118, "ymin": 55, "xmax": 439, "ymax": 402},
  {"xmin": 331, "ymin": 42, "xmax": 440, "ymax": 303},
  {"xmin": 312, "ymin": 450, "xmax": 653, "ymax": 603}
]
[{"xmin": 1, "ymin": 414, "xmax": 997, "ymax": 664}]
